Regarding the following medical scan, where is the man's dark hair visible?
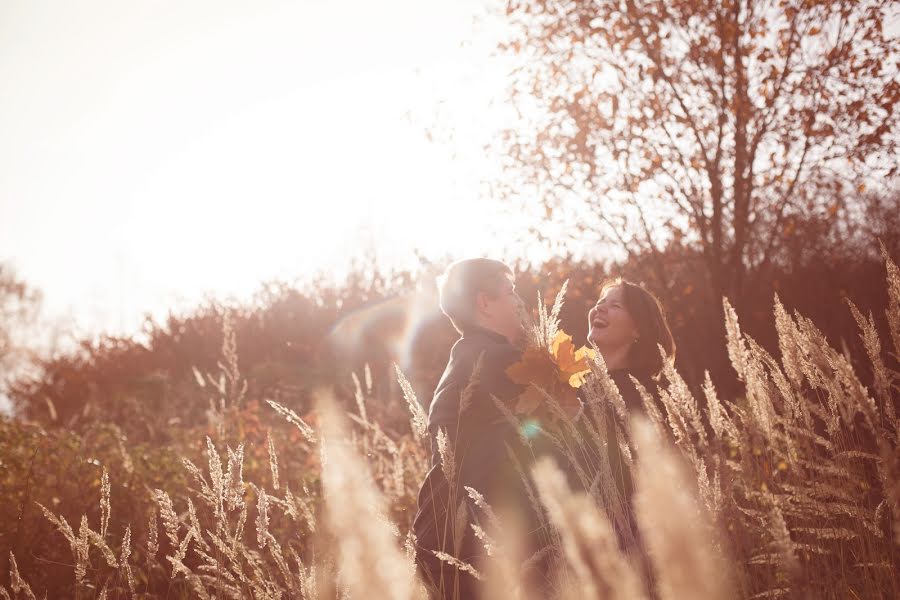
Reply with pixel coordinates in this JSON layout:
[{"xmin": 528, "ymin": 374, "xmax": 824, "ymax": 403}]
[{"xmin": 438, "ymin": 258, "xmax": 514, "ymax": 334}]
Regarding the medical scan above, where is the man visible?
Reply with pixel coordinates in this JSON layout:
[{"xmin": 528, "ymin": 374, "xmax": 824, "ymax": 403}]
[{"xmin": 412, "ymin": 258, "xmax": 541, "ymax": 599}]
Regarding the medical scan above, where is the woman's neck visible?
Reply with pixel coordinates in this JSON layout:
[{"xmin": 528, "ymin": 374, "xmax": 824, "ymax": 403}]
[{"xmin": 599, "ymin": 345, "xmax": 631, "ymax": 372}]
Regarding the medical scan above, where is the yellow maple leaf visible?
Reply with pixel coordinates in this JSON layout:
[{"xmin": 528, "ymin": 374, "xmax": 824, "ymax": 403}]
[
  {"xmin": 569, "ymin": 346, "xmax": 595, "ymax": 387},
  {"xmin": 550, "ymin": 330, "xmax": 594, "ymax": 387}
]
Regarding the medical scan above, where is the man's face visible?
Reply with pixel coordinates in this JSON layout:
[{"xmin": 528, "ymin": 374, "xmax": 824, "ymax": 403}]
[{"xmin": 477, "ymin": 275, "xmax": 526, "ymax": 344}]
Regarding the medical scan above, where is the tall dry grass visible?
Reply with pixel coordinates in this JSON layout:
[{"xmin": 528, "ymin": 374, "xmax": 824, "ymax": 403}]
[{"xmin": 2, "ymin": 250, "xmax": 898, "ymax": 599}]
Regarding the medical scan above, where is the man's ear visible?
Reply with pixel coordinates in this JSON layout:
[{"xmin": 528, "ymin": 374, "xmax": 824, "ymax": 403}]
[{"xmin": 475, "ymin": 291, "xmax": 490, "ymax": 316}]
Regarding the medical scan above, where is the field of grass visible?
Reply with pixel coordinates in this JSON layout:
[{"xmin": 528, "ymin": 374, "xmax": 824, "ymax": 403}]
[{"xmin": 2, "ymin": 248, "xmax": 898, "ymax": 599}]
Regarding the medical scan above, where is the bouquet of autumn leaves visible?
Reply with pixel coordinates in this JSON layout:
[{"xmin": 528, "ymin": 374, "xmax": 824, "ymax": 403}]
[{"xmin": 504, "ymin": 281, "xmax": 595, "ymax": 419}]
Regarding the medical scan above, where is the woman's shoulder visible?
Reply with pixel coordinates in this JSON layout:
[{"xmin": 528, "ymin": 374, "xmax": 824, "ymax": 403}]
[{"xmin": 610, "ymin": 368, "xmax": 655, "ymax": 389}]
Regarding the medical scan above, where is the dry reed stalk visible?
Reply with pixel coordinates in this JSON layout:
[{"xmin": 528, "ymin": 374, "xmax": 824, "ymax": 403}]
[
  {"xmin": 532, "ymin": 457, "xmax": 648, "ymax": 600},
  {"xmin": 631, "ymin": 416, "xmax": 733, "ymax": 600},
  {"xmin": 317, "ymin": 393, "xmax": 424, "ymax": 600}
]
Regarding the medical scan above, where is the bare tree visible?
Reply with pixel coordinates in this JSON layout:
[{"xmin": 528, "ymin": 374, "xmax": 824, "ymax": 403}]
[{"xmin": 495, "ymin": 0, "xmax": 900, "ymax": 304}]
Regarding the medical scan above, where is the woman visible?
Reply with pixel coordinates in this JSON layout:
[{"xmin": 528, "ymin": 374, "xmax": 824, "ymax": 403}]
[
  {"xmin": 585, "ymin": 277, "xmax": 675, "ymax": 408},
  {"xmin": 573, "ymin": 277, "xmax": 675, "ymax": 593}
]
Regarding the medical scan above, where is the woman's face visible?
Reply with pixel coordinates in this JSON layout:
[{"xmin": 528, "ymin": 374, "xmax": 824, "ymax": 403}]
[{"xmin": 587, "ymin": 285, "xmax": 640, "ymax": 352}]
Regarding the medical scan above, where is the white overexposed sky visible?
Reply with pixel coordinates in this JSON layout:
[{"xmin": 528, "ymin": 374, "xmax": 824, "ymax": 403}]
[{"xmin": 1, "ymin": 0, "xmax": 526, "ymax": 341}]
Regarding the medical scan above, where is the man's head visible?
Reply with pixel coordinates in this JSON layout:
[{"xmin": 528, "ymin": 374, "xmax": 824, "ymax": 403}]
[{"xmin": 437, "ymin": 258, "xmax": 524, "ymax": 343}]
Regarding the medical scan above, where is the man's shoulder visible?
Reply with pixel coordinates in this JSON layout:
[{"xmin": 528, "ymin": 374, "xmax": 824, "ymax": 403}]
[
  {"xmin": 428, "ymin": 333, "xmax": 523, "ymax": 428},
  {"xmin": 440, "ymin": 337, "xmax": 520, "ymax": 397},
  {"xmin": 451, "ymin": 333, "xmax": 521, "ymax": 367}
]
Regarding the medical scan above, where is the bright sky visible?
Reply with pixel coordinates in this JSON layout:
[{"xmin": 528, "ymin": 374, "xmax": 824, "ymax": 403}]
[{"xmin": 0, "ymin": 0, "xmax": 522, "ymax": 340}]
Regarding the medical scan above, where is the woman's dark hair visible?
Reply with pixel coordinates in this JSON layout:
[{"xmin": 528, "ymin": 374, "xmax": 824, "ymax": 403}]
[
  {"xmin": 598, "ymin": 277, "xmax": 676, "ymax": 378},
  {"xmin": 437, "ymin": 258, "xmax": 513, "ymax": 334}
]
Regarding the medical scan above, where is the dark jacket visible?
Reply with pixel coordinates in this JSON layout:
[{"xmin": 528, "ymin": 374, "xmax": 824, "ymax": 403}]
[
  {"xmin": 570, "ymin": 368, "xmax": 659, "ymax": 592},
  {"xmin": 412, "ymin": 326, "xmax": 546, "ymax": 598},
  {"xmin": 575, "ymin": 369, "xmax": 654, "ymax": 500}
]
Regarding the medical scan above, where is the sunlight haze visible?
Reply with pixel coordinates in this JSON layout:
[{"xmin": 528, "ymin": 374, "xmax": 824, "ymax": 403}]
[{"xmin": 0, "ymin": 0, "xmax": 515, "ymax": 339}]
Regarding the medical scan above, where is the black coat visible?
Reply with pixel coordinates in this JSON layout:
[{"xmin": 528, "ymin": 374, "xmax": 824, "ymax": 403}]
[
  {"xmin": 570, "ymin": 368, "xmax": 659, "ymax": 592},
  {"xmin": 574, "ymin": 369, "xmax": 654, "ymax": 500},
  {"xmin": 412, "ymin": 326, "xmax": 552, "ymax": 598}
]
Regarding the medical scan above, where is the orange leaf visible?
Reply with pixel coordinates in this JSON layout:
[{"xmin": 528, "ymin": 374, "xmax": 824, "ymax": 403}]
[
  {"xmin": 506, "ymin": 346, "xmax": 555, "ymax": 387},
  {"xmin": 506, "ymin": 329, "xmax": 594, "ymax": 415}
]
